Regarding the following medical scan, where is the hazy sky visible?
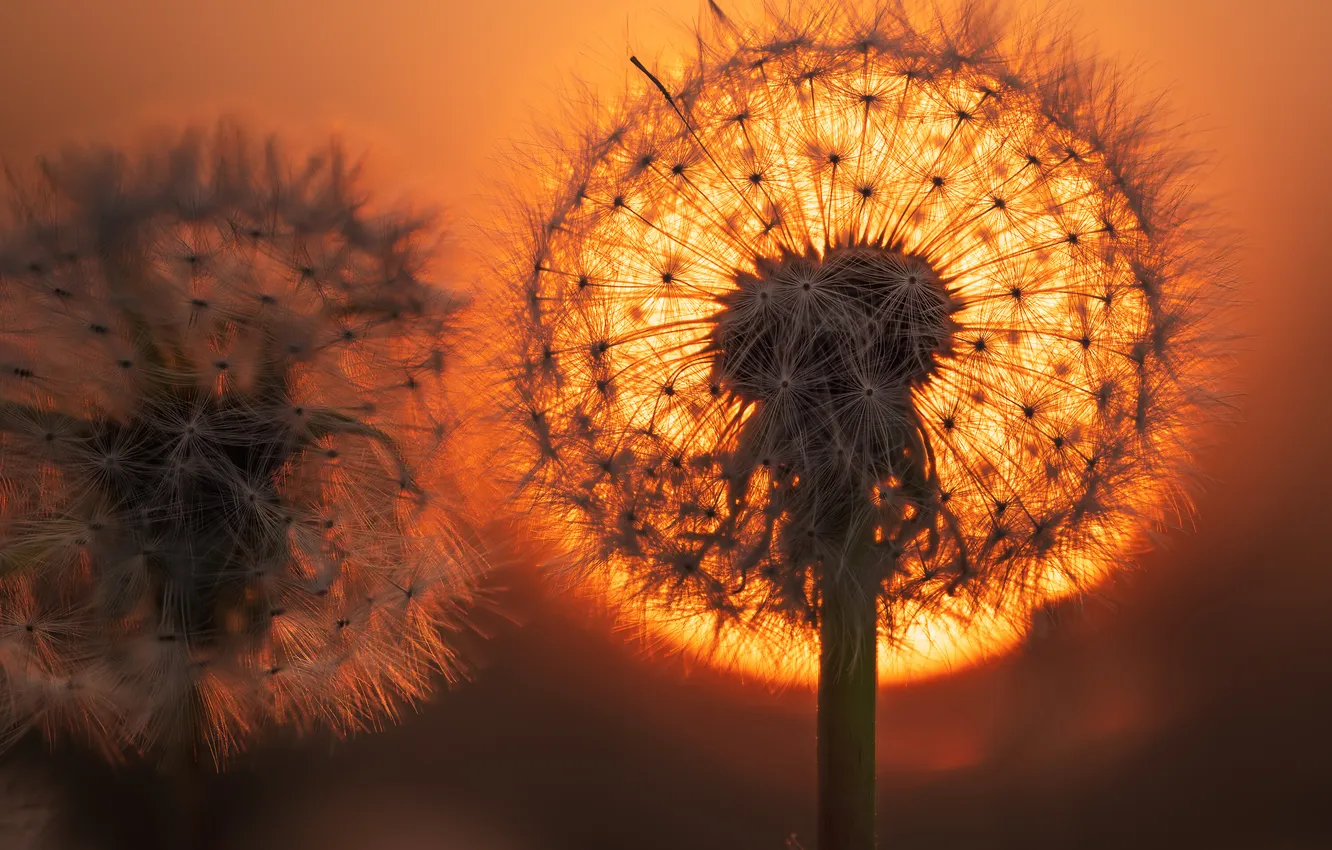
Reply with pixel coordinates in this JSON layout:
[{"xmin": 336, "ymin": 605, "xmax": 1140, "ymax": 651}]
[{"xmin": 2, "ymin": 1, "xmax": 1331, "ymax": 848}]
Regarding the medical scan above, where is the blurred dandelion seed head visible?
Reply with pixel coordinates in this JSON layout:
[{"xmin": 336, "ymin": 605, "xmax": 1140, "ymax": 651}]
[
  {"xmin": 500, "ymin": 0, "xmax": 1229, "ymax": 684},
  {"xmin": 0, "ymin": 124, "xmax": 481, "ymax": 762}
]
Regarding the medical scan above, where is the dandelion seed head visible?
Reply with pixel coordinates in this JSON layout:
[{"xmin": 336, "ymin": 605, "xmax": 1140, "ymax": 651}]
[
  {"xmin": 500, "ymin": 2, "xmax": 1229, "ymax": 684},
  {"xmin": 0, "ymin": 124, "xmax": 480, "ymax": 762}
]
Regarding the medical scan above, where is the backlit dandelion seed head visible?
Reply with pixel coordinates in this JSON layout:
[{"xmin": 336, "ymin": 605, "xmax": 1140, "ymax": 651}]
[
  {"xmin": 500, "ymin": 1, "xmax": 1228, "ymax": 684},
  {"xmin": 0, "ymin": 125, "xmax": 481, "ymax": 762}
]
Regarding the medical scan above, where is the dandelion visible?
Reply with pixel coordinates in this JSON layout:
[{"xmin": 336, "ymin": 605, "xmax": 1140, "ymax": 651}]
[
  {"xmin": 0, "ymin": 124, "xmax": 482, "ymax": 765},
  {"xmin": 499, "ymin": 2, "xmax": 1228, "ymax": 846}
]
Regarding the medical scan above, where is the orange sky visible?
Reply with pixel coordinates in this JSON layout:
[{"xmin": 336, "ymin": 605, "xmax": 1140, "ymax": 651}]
[
  {"xmin": 3, "ymin": 2, "xmax": 1332, "ymax": 847},
  {"xmin": 3, "ymin": 0, "xmax": 1329, "ymax": 229}
]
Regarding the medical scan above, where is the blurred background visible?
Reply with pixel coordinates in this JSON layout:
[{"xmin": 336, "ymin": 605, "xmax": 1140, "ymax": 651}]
[{"xmin": 1, "ymin": 0, "xmax": 1330, "ymax": 847}]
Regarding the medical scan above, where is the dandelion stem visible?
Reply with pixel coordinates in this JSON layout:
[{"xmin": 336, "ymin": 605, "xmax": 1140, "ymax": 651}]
[{"xmin": 817, "ymin": 537, "xmax": 879, "ymax": 850}]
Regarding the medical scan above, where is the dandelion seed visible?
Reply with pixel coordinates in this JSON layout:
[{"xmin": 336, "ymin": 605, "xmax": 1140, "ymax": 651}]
[{"xmin": 0, "ymin": 124, "xmax": 482, "ymax": 765}]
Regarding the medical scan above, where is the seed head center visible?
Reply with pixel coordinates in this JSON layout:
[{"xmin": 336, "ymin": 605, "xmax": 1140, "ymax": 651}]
[
  {"xmin": 92, "ymin": 391, "xmax": 296, "ymax": 629},
  {"xmin": 712, "ymin": 246, "xmax": 954, "ymax": 459}
]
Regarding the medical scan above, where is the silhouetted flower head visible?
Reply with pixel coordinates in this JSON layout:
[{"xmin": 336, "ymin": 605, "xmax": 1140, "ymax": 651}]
[
  {"xmin": 0, "ymin": 125, "xmax": 480, "ymax": 761},
  {"xmin": 500, "ymin": 1, "xmax": 1228, "ymax": 682}
]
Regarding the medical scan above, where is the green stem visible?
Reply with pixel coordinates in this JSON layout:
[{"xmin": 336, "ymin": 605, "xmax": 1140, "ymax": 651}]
[{"xmin": 817, "ymin": 569, "xmax": 878, "ymax": 850}]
